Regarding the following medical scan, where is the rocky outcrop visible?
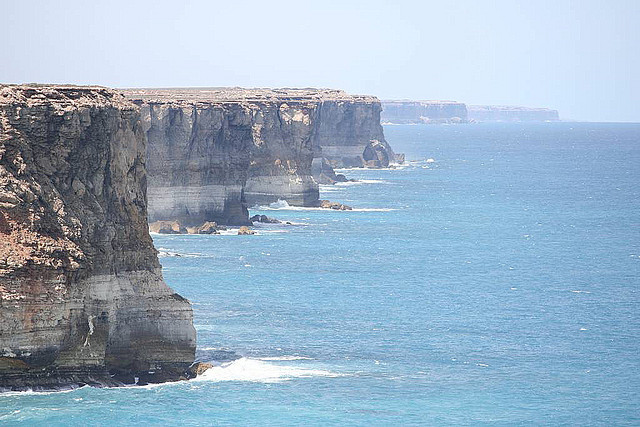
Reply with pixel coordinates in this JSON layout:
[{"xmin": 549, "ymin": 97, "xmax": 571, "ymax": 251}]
[
  {"xmin": 123, "ymin": 88, "xmax": 396, "ymax": 225},
  {"xmin": 0, "ymin": 85, "xmax": 196, "ymax": 390},
  {"xmin": 190, "ymin": 221, "xmax": 220, "ymax": 234},
  {"xmin": 317, "ymin": 200, "xmax": 353, "ymax": 210},
  {"xmin": 314, "ymin": 96, "xmax": 398, "ymax": 168},
  {"xmin": 468, "ymin": 105, "xmax": 559, "ymax": 122},
  {"xmin": 237, "ymin": 226, "xmax": 255, "ymax": 235},
  {"xmin": 381, "ymin": 100, "xmax": 468, "ymax": 124},
  {"xmin": 311, "ymin": 158, "xmax": 350, "ymax": 185},
  {"xmin": 249, "ymin": 215, "xmax": 280, "ymax": 224},
  {"xmin": 149, "ymin": 220, "xmax": 187, "ymax": 234}
]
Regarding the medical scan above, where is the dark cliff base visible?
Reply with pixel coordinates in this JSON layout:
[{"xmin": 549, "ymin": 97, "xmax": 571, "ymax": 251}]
[{"xmin": 0, "ymin": 366, "xmax": 190, "ymax": 392}]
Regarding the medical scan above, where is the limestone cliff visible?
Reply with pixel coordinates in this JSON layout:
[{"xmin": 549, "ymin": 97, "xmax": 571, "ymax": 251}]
[
  {"xmin": 468, "ymin": 105, "xmax": 560, "ymax": 122},
  {"xmin": 0, "ymin": 85, "xmax": 196, "ymax": 390},
  {"xmin": 130, "ymin": 95, "xmax": 254, "ymax": 226},
  {"xmin": 380, "ymin": 100, "xmax": 468, "ymax": 124},
  {"xmin": 123, "ymin": 88, "xmax": 396, "ymax": 225},
  {"xmin": 314, "ymin": 96, "xmax": 398, "ymax": 168}
]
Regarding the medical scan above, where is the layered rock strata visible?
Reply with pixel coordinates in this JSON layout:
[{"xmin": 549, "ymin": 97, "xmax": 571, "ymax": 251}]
[
  {"xmin": 123, "ymin": 88, "xmax": 397, "ymax": 225},
  {"xmin": 381, "ymin": 100, "xmax": 468, "ymax": 124},
  {"xmin": 0, "ymin": 85, "xmax": 196, "ymax": 390},
  {"xmin": 313, "ymin": 95, "xmax": 398, "ymax": 168},
  {"xmin": 468, "ymin": 105, "xmax": 560, "ymax": 122}
]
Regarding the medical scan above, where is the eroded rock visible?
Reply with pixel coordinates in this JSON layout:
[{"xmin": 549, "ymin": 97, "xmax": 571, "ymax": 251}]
[
  {"xmin": 120, "ymin": 88, "xmax": 399, "ymax": 225},
  {"xmin": 0, "ymin": 84, "xmax": 196, "ymax": 391},
  {"xmin": 190, "ymin": 221, "xmax": 220, "ymax": 234},
  {"xmin": 149, "ymin": 220, "xmax": 187, "ymax": 234},
  {"xmin": 249, "ymin": 214, "xmax": 280, "ymax": 224},
  {"xmin": 318, "ymin": 200, "xmax": 353, "ymax": 210},
  {"xmin": 237, "ymin": 226, "xmax": 255, "ymax": 235}
]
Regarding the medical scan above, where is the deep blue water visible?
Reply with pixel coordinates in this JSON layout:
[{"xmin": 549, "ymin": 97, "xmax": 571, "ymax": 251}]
[{"xmin": 1, "ymin": 123, "xmax": 639, "ymax": 425}]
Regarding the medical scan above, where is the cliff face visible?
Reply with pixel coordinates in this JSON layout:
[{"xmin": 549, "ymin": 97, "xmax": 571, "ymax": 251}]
[
  {"xmin": 314, "ymin": 97, "xmax": 396, "ymax": 168},
  {"xmin": 380, "ymin": 100, "xmax": 468, "ymax": 124},
  {"xmin": 123, "ymin": 88, "xmax": 395, "ymax": 225},
  {"xmin": 468, "ymin": 105, "xmax": 560, "ymax": 122},
  {"xmin": 0, "ymin": 85, "xmax": 195, "ymax": 390},
  {"xmin": 244, "ymin": 100, "xmax": 318, "ymax": 207},
  {"xmin": 136, "ymin": 99, "xmax": 254, "ymax": 226}
]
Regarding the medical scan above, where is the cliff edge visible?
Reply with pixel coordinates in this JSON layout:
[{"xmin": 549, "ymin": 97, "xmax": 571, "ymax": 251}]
[
  {"xmin": 468, "ymin": 105, "xmax": 560, "ymax": 122},
  {"xmin": 123, "ymin": 88, "xmax": 397, "ymax": 226},
  {"xmin": 381, "ymin": 100, "xmax": 468, "ymax": 124},
  {"xmin": 0, "ymin": 85, "xmax": 196, "ymax": 390}
]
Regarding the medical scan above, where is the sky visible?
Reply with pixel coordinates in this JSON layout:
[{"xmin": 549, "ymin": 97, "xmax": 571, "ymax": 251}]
[{"xmin": 1, "ymin": 0, "xmax": 638, "ymax": 122}]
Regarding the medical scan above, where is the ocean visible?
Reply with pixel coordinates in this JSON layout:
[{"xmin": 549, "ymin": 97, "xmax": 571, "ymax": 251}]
[{"xmin": 1, "ymin": 122, "xmax": 639, "ymax": 425}]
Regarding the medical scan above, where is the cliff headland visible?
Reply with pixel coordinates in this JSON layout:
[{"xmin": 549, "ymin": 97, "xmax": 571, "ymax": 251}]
[
  {"xmin": 467, "ymin": 105, "xmax": 560, "ymax": 122},
  {"xmin": 0, "ymin": 85, "xmax": 196, "ymax": 390},
  {"xmin": 381, "ymin": 100, "xmax": 559, "ymax": 124},
  {"xmin": 381, "ymin": 100, "xmax": 468, "ymax": 124},
  {"xmin": 122, "ymin": 88, "xmax": 399, "ymax": 227}
]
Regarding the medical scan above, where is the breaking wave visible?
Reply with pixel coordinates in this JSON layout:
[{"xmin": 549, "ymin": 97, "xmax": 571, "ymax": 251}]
[
  {"xmin": 254, "ymin": 200, "xmax": 395, "ymax": 212},
  {"xmin": 192, "ymin": 357, "xmax": 340, "ymax": 383}
]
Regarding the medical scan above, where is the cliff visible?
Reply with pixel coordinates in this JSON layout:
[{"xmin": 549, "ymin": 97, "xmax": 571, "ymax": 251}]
[
  {"xmin": 0, "ymin": 85, "xmax": 196, "ymax": 390},
  {"xmin": 314, "ymin": 96, "xmax": 397, "ymax": 168},
  {"xmin": 123, "ymin": 88, "xmax": 396, "ymax": 225},
  {"xmin": 381, "ymin": 100, "xmax": 468, "ymax": 124},
  {"xmin": 468, "ymin": 105, "xmax": 560, "ymax": 122}
]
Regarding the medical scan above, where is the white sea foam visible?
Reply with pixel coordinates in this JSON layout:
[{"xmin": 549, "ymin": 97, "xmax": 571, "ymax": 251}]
[
  {"xmin": 571, "ymin": 290, "xmax": 591, "ymax": 294},
  {"xmin": 254, "ymin": 199, "xmax": 396, "ymax": 212},
  {"xmin": 352, "ymin": 208, "xmax": 396, "ymax": 212},
  {"xmin": 334, "ymin": 179, "xmax": 390, "ymax": 186},
  {"xmin": 192, "ymin": 357, "xmax": 340, "ymax": 383},
  {"xmin": 216, "ymin": 229, "xmax": 242, "ymax": 236},
  {"xmin": 257, "ymin": 355, "xmax": 313, "ymax": 361},
  {"xmin": 333, "ymin": 163, "xmax": 408, "ymax": 172},
  {"xmin": 157, "ymin": 250, "xmax": 206, "ymax": 258},
  {"xmin": 0, "ymin": 386, "xmax": 88, "ymax": 397},
  {"xmin": 0, "ymin": 359, "xmax": 335, "ymax": 395}
]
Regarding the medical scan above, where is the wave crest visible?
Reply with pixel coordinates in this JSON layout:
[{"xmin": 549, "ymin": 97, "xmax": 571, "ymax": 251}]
[{"xmin": 193, "ymin": 357, "xmax": 339, "ymax": 383}]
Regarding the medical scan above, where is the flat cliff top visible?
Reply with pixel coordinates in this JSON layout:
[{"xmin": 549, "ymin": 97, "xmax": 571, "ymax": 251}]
[
  {"xmin": 382, "ymin": 100, "xmax": 466, "ymax": 105},
  {"xmin": 468, "ymin": 105, "xmax": 558, "ymax": 112},
  {"xmin": 0, "ymin": 84, "xmax": 135, "ymax": 109},
  {"xmin": 120, "ymin": 87, "xmax": 379, "ymax": 104}
]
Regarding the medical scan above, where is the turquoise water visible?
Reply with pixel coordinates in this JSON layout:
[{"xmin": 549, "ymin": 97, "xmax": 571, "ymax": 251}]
[{"xmin": 1, "ymin": 123, "xmax": 639, "ymax": 425}]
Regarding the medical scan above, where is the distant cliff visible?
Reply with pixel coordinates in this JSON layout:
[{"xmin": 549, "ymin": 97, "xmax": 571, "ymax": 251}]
[
  {"xmin": 468, "ymin": 105, "xmax": 560, "ymax": 122},
  {"xmin": 123, "ymin": 88, "xmax": 397, "ymax": 226},
  {"xmin": 0, "ymin": 85, "xmax": 196, "ymax": 390},
  {"xmin": 381, "ymin": 100, "xmax": 468, "ymax": 124}
]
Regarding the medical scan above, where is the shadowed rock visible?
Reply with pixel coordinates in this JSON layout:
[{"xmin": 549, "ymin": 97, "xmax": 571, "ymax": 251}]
[
  {"xmin": 121, "ymin": 88, "xmax": 398, "ymax": 225},
  {"xmin": 0, "ymin": 84, "xmax": 196, "ymax": 391}
]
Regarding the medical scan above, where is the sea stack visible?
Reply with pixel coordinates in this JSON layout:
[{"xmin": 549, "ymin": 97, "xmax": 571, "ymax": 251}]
[{"xmin": 0, "ymin": 85, "xmax": 196, "ymax": 390}]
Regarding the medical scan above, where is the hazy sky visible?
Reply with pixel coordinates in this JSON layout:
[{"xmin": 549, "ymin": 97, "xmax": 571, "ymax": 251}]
[{"xmin": 1, "ymin": 0, "xmax": 638, "ymax": 121}]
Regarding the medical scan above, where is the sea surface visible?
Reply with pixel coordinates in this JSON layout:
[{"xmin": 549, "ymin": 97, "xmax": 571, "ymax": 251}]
[{"xmin": 2, "ymin": 122, "xmax": 639, "ymax": 425}]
